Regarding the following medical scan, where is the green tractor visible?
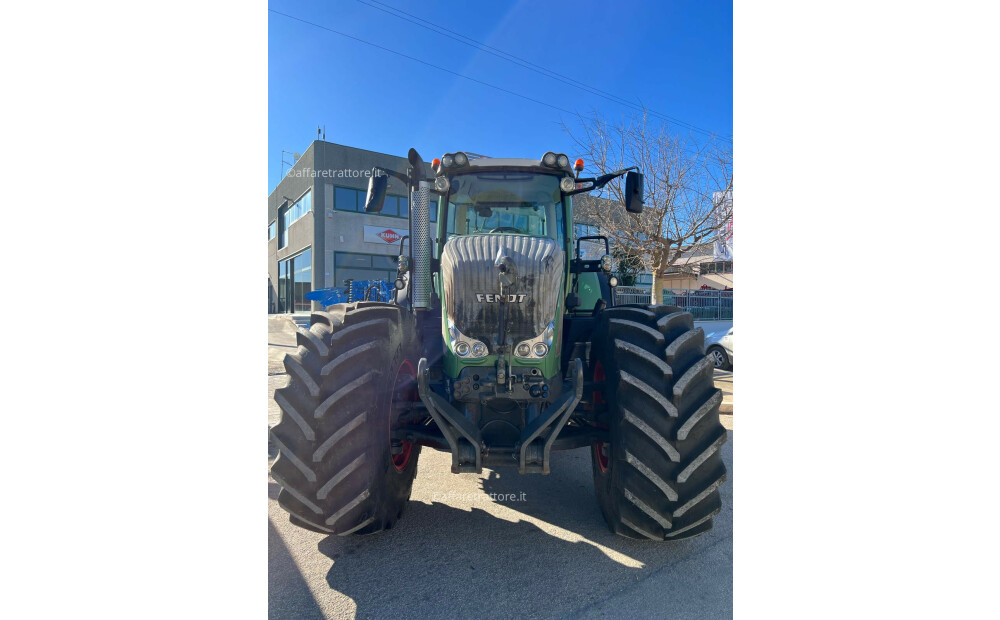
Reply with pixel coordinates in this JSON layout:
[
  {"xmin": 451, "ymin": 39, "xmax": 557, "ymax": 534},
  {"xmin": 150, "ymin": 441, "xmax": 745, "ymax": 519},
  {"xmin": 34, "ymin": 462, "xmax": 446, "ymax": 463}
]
[{"xmin": 269, "ymin": 149, "xmax": 727, "ymax": 541}]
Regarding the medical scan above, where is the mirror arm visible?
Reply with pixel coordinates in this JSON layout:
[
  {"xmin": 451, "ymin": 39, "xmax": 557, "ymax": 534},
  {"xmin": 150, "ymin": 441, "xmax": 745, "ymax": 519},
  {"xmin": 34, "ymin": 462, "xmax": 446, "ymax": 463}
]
[
  {"xmin": 563, "ymin": 166, "xmax": 639, "ymax": 196},
  {"xmin": 373, "ymin": 166, "xmax": 409, "ymax": 185}
]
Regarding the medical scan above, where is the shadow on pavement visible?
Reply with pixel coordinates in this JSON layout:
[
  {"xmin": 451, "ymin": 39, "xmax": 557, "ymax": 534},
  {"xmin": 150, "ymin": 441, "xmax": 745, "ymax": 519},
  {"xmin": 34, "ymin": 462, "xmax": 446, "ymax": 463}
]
[
  {"xmin": 316, "ymin": 500, "xmax": 644, "ymax": 618},
  {"xmin": 269, "ymin": 518, "xmax": 326, "ymax": 620},
  {"xmin": 303, "ymin": 438, "xmax": 732, "ymax": 619}
]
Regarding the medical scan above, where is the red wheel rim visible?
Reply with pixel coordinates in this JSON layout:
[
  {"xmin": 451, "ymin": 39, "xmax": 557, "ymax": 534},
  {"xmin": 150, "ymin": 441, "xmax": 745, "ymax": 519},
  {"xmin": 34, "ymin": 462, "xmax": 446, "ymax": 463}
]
[
  {"xmin": 592, "ymin": 361, "xmax": 606, "ymax": 405},
  {"xmin": 390, "ymin": 360, "xmax": 416, "ymax": 472},
  {"xmin": 592, "ymin": 361, "xmax": 609, "ymax": 472},
  {"xmin": 594, "ymin": 442, "xmax": 609, "ymax": 472}
]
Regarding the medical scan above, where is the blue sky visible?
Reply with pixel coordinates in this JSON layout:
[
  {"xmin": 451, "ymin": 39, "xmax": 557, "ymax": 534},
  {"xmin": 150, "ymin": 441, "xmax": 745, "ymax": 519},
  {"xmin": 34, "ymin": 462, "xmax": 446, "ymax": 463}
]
[{"xmin": 268, "ymin": 0, "xmax": 732, "ymax": 192}]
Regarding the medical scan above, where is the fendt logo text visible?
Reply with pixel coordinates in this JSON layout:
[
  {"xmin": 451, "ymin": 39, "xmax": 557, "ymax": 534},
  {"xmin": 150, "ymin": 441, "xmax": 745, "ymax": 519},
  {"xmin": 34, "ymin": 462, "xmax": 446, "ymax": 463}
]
[
  {"xmin": 377, "ymin": 229, "xmax": 401, "ymax": 243},
  {"xmin": 476, "ymin": 293, "xmax": 527, "ymax": 303}
]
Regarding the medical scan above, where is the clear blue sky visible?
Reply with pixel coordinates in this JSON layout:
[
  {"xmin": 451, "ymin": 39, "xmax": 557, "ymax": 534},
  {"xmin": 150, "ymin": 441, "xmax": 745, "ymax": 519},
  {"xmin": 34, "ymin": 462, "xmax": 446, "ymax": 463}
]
[{"xmin": 268, "ymin": 0, "xmax": 732, "ymax": 192}]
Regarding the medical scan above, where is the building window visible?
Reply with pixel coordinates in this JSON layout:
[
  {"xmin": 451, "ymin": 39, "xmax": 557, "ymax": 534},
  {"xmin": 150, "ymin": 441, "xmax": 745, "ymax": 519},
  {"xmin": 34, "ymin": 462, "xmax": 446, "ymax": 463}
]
[
  {"xmin": 292, "ymin": 248, "xmax": 312, "ymax": 312},
  {"xmin": 279, "ymin": 190, "xmax": 312, "ymax": 248},
  {"xmin": 277, "ymin": 260, "xmax": 288, "ymax": 312},
  {"xmin": 335, "ymin": 186, "xmax": 412, "ymax": 219},
  {"xmin": 277, "ymin": 248, "xmax": 312, "ymax": 312},
  {"xmin": 268, "ymin": 220, "xmax": 276, "ymax": 240},
  {"xmin": 278, "ymin": 206, "xmax": 288, "ymax": 249},
  {"xmin": 285, "ymin": 190, "xmax": 312, "ymax": 226},
  {"xmin": 383, "ymin": 195, "xmax": 399, "ymax": 216},
  {"xmin": 701, "ymin": 261, "xmax": 733, "ymax": 275},
  {"xmin": 335, "ymin": 186, "xmax": 360, "ymax": 212},
  {"xmin": 334, "ymin": 252, "xmax": 397, "ymax": 286}
]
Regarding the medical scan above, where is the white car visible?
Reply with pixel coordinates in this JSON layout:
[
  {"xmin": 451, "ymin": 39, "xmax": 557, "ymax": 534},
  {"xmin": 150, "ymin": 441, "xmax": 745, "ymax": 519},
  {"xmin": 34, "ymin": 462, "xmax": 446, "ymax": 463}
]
[{"xmin": 705, "ymin": 326, "xmax": 733, "ymax": 371}]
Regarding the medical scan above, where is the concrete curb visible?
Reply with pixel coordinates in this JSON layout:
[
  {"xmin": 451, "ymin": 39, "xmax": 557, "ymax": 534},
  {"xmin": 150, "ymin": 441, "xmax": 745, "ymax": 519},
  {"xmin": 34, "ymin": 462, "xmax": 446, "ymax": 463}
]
[{"xmin": 720, "ymin": 402, "xmax": 733, "ymax": 415}]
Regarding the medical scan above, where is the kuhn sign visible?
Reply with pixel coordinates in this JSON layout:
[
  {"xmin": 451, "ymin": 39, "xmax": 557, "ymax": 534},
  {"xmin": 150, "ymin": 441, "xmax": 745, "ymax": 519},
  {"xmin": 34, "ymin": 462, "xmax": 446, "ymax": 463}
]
[{"xmin": 363, "ymin": 225, "xmax": 408, "ymax": 245}]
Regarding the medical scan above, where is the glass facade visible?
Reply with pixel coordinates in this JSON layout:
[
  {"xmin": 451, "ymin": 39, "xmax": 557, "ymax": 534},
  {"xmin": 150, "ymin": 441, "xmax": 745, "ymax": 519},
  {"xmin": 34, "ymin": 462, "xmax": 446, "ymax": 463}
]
[
  {"xmin": 268, "ymin": 221, "xmax": 276, "ymax": 240},
  {"xmin": 277, "ymin": 261, "xmax": 289, "ymax": 313},
  {"xmin": 276, "ymin": 248, "xmax": 312, "ymax": 313},
  {"xmin": 334, "ymin": 252, "xmax": 397, "ymax": 287},
  {"xmin": 292, "ymin": 248, "xmax": 312, "ymax": 311},
  {"xmin": 334, "ymin": 185, "xmax": 410, "ymax": 218},
  {"xmin": 280, "ymin": 190, "xmax": 312, "ymax": 248}
]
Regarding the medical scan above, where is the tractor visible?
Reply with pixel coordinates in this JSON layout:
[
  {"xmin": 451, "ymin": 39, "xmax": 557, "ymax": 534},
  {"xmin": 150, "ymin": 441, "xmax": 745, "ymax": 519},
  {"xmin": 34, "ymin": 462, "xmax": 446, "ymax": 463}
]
[{"xmin": 269, "ymin": 149, "xmax": 728, "ymax": 541}]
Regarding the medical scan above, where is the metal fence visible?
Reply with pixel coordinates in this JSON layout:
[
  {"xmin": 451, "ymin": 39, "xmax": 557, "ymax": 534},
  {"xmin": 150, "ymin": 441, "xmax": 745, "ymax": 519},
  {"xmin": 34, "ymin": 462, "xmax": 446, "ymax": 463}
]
[
  {"xmin": 662, "ymin": 288, "xmax": 733, "ymax": 320},
  {"xmin": 613, "ymin": 286, "xmax": 652, "ymax": 305}
]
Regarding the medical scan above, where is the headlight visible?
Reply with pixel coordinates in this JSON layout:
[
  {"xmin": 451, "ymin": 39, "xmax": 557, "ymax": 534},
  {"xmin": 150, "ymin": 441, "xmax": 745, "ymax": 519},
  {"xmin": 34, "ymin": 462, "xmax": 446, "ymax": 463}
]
[
  {"xmin": 560, "ymin": 177, "xmax": 575, "ymax": 192},
  {"xmin": 443, "ymin": 154, "xmax": 454, "ymax": 167},
  {"xmin": 515, "ymin": 321, "xmax": 555, "ymax": 359},
  {"xmin": 448, "ymin": 316, "xmax": 488, "ymax": 359},
  {"xmin": 454, "ymin": 152, "xmax": 469, "ymax": 167},
  {"xmin": 434, "ymin": 176, "xmax": 450, "ymax": 192},
  {"xmin": 608, "ymin": 276, "xmax": 619, "ymax": 287},
  {"xmin": 542, "ymin": 152, "xmax": 557, "ymax": 167},
  {"xmin": 556, "ymin": 154, "xmax": 569, "ymax": 168},
  {"xmin": 600, "ymin": 255, "xmax": 613, "ymax": 272}
]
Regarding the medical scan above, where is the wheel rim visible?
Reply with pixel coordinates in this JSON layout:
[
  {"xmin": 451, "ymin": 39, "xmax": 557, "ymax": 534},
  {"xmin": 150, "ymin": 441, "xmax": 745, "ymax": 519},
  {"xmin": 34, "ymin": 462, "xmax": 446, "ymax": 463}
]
[
  {"xmin": 592, "ymin": 361, "xmax": 609, "ymax": 472},
  {"xmin": 711, "ymin": 350, "xmax": 724, "ymax": 367},
  {"xmin": 390, "ymin": 360, "xmax": 416, "ymax": 472},
  {"xmin": 594, "ymin": 442, "xmax": 610, "ymax": 473},
  {"xmin": 592, "ymin": 360, "xmax": 606, "ymax": 404}
]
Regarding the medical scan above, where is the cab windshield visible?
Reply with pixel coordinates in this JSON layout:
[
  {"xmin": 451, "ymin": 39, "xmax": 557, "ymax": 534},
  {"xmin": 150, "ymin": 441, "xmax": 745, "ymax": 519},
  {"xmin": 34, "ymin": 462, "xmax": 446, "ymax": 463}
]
[{"xmin": 444, "ymin": 172, "xmax": 565, "ymax": 243}]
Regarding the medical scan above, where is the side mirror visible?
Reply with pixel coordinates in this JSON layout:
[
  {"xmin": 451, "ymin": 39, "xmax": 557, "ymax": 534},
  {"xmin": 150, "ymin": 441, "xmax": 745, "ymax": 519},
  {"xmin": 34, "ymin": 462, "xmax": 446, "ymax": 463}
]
[
  {"xmin": 625, "ymin": 171, "xmax": 644, "ymax": 214},
  {"xmin": 364, "ymin": 171, "xmax": 389, "ymax": 213}
]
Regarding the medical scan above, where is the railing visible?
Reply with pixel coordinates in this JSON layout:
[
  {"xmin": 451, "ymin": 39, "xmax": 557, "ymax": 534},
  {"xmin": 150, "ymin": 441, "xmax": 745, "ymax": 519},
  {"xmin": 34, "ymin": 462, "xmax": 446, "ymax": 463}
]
[
  {"xmin": 662, "ymin": 288, "xmax": 733, "ymax": 320},
  {"xmin": 614, "ymin": 286, "xmax": 652, "ymax": 305}
]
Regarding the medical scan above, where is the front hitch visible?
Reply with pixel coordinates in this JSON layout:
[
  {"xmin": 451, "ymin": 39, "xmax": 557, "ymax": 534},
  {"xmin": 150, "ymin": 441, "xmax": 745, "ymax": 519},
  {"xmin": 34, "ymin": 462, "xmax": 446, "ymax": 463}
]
[{"xmin": 415, "ymin": 358, "xmax": 584, "ymax": 474}]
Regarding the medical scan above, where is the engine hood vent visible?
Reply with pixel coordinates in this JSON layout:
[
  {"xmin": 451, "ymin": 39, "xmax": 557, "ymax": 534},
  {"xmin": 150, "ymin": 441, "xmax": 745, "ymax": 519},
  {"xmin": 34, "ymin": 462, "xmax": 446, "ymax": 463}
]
[{"xmin": 441, "ymin": 235, "xmax": 564, "ymax": 352}]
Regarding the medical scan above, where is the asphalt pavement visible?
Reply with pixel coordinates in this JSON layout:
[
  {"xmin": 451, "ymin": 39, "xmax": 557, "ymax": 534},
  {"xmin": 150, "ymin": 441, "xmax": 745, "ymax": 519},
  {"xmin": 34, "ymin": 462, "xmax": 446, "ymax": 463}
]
[{"xmin": 268, "ymin": 315, "xmax": 733, "ymax": 619}]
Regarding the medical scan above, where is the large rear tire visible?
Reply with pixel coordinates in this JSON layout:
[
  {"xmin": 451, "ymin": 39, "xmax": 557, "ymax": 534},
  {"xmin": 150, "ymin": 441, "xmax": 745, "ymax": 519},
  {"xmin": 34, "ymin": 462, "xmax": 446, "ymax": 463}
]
[
  {"xmin": 269, "ymin": 303, "xmax": 421, "ymax": 535},
  {"xmin": 591, "ymin": 305, "xmax": 728, "ymax": 541}
]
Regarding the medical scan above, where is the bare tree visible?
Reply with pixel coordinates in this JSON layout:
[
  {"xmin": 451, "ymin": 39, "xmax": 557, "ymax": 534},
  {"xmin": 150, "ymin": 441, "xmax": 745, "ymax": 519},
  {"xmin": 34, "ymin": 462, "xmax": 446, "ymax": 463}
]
[{"xmin": 564, "ymin": 110, "xmax": 733, "ymax": 296}]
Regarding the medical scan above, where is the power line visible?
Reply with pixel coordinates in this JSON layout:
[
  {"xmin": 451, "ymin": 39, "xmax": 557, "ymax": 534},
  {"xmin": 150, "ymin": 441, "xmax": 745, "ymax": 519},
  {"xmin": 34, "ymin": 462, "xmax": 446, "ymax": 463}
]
[
  {"xmin": 355, "ymin": 0, "xmax": 732, "ymax": 143},
  {"xmin": 269, "ymin": 9, "xmax": 712, "ymax": 158},
  {"xmin": 268, "ymin": 9, "xmax": 575, "ymax": 116}
]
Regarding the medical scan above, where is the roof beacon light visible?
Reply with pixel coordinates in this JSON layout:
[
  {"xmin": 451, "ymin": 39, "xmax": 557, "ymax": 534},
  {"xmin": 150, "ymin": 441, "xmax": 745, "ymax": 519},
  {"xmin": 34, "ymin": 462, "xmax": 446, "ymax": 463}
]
[{"xmin": 574, "ymin": 158, "xmax": 585, "ymax": 172}]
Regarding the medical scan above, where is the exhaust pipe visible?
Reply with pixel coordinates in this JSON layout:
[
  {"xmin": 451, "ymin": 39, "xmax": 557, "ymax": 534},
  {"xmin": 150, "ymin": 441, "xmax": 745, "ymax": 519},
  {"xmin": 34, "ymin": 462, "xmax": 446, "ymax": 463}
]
[
  {"xmin": 411, "ymin": 179, "xmax": 432, "ymax": 309},
  {"xmin": 408, "ymin": 148, "xmax": 432, "ymax": 309}
]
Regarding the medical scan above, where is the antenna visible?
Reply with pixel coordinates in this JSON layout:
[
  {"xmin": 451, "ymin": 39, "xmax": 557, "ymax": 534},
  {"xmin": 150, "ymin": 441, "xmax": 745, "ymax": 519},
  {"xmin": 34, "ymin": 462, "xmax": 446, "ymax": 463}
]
[{"xmin": 280, "ymin": 150, "xmax": 301, "ymax": 179}]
